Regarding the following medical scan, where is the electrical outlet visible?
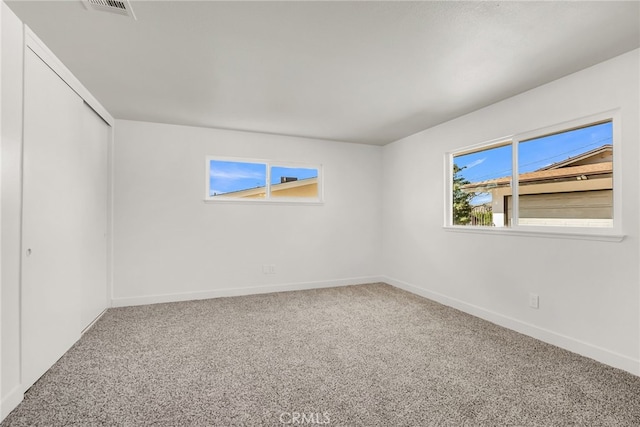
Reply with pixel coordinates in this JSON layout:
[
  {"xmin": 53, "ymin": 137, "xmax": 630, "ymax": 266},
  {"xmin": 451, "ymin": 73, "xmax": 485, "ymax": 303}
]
[
  {"xmin": 528, "ymin": 293, "xmax": 539, "ymax": 309},
  {"xmin": 262, "ymin": 264, "xmax": 276, "ymax": 274}
]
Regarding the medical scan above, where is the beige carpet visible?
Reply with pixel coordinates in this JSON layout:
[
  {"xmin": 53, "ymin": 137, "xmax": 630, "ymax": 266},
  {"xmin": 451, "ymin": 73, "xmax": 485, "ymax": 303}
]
[{"xmin": 3, "ymin": 283, "xmax": 640, "ymax": 426}]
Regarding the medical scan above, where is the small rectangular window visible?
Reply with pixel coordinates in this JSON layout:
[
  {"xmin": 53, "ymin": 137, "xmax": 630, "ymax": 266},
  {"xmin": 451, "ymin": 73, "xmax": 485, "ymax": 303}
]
[
  {"xmin": 206, "ymin": 157, "xmax": 322, "ymax": 203},
  {"xmin": 447, "ymin": 112, "xmax": 619, "ymax": 237}
]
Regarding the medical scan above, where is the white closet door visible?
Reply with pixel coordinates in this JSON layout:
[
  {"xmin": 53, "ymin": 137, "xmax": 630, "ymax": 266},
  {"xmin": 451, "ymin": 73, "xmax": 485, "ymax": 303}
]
[
  {"xmin": 78, "ymin": 103, "xmax": 109, "ymax": 330},
  {"xmin": 22, "ymin": 48, "xmax": 108, "ymax": 389}
]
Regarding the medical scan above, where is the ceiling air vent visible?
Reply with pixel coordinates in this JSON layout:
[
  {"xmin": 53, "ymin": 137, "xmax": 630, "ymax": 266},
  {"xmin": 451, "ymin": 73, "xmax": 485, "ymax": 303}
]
[{"xmin": 81, "ymin": 0, "xmax": 137, "ymax": 20}]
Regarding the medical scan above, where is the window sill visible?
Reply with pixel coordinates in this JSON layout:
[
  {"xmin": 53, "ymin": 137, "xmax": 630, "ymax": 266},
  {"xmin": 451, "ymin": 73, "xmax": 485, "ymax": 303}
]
[
  {"xmin": 443, "ymin": 226, "xmax": 625, "ymax": 242},
  {"xmin": 204, "ymin": 198, "xmax": 324, "ymax": 206}
]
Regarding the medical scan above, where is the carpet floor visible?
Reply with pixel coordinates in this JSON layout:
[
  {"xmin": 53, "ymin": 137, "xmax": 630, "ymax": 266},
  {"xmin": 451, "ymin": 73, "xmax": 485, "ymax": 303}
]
[{"xmin": 2, "ymin": 283, "xmax": 640, "ymax": 426}]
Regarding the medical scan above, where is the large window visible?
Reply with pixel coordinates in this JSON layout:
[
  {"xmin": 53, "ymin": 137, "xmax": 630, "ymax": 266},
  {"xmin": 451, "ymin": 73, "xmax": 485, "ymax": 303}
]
[
  {"xmin": 206, "ymin": 157, "xmax": 322, "ymax": 202},
  {"xmin": 447, "ymin": 112, "xmax": 619, "ymax": 237}
]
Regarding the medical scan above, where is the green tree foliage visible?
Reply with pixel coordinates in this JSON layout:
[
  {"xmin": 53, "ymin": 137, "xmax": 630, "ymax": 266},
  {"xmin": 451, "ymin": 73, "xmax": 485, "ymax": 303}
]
[{"xmin": 452, "ymin": 164, "xmax": 475, "ymax": 225}]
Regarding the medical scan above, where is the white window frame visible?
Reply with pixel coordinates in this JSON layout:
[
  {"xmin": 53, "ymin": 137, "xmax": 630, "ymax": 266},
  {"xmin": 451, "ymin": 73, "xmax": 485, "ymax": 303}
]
[
  {"xmin": 444, "ymin": 110, "xmax": 623, "ymax": 242},
  {"xmin": 204, "ymin": 156, "xmax": 324, "ymax": 204}
]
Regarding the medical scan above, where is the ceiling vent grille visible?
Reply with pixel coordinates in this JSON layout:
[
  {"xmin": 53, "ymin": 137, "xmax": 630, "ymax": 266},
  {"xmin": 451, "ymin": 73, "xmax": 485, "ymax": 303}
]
[{"xmin": 81, "ymin": 0, "xmax": 137, "ymax": 20}]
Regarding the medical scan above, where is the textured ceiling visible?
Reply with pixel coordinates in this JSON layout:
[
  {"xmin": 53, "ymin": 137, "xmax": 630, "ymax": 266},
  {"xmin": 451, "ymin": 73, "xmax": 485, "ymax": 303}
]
[{"xmin": 6, "ymin": 1, "xmax": 640, "ymax": 145}]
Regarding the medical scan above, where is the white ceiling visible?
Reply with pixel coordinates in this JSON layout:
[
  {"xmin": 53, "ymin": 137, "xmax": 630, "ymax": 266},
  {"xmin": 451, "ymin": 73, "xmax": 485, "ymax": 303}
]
[{"xmin": 6, "ymin": 1, "xmax": 640, "ymax": 145}]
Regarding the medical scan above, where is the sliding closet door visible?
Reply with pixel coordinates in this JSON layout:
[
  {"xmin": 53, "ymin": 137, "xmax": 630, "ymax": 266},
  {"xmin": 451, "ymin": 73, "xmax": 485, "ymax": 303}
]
[
  {"xmin": 22, "ymin": 48, "xmax": 109, "ymax": 389},
  {"xmin": 78, "ymin": 102, "xmax": 109, "ymax": 330}
]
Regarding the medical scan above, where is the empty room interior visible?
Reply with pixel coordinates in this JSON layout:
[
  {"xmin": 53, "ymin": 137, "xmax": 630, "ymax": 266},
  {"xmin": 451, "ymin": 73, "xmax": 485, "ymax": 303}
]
[{"xmin": 2, "ymin": 1, "xmax": 640, "ymax": 425}]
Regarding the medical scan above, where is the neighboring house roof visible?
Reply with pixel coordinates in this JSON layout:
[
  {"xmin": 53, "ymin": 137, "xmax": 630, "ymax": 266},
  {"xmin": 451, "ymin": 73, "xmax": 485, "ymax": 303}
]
[
  {"xmin": 462, "ymin": 162, "xmax": 612, "ymax": 191},
  {"xmin": 213, "ymin": 176, "xmax": 317, "ymax": 198},
  {"xmin": 461, "ymin": 144, "xmax": 613, "ymax": 192},
  {"xmin": 536, "ymin": 144, "xmax": 612, "ymax": 170}
]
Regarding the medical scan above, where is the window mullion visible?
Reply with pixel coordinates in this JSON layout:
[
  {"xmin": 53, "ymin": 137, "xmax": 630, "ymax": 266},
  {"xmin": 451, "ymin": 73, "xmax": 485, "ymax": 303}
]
[
  {"xmin": 511, "ymin": 139, "xmax": 519, "ymax": 228},
  {"xmin": 266, "ymin": 162, "xmax": 272, "ymax": 200},
  {"xmin": 445, "ymin": 154, "xmax": 454, "ymax": 226}
]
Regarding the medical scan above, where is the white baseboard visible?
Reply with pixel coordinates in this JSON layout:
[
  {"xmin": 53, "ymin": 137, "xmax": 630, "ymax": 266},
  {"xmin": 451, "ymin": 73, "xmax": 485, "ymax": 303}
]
[
  {"xmin": 1, "ymin": 385, "xmax": 23, "ymax": 422},
  {"xmin": 383, "ymin": 276, "xmax": 640, "ymax": 376},
  {"xmin": 81, "ymin": 308, "xmax": 108, "ymax": 334},
  {"xmin": 111, "ymin": 276, "xmax": 384, "ymax": 308}
]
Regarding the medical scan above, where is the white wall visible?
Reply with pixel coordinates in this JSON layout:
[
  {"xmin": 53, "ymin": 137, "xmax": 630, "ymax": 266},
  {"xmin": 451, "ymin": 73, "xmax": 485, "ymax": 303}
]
[
  {"xmin": 382, "ymin": 49, "xmax": 640, "ymax": 375},
  {"xmin": 1, "ymin": 1, "xmax": 24, "ymax": 417},
  {"xmin": 112, "ymin": 120, "xmax": 383, "ymax": 305}
]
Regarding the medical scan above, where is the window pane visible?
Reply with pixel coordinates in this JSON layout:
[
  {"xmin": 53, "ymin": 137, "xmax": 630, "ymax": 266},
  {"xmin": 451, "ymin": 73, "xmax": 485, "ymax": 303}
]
[
  {"xmin": 209, "ymin": 160, "xmax": 267, "ymax": 198},
  {"xmin": 452, "ymin": 144, "xmax": 512, "ymax": 227},
  {"xmin": 270, "ymin": 166, "xmax": 319, "ymax": 199},
  {"xmin": 517, "ymin": 121, "xmax": 612, "ymax": 227}
]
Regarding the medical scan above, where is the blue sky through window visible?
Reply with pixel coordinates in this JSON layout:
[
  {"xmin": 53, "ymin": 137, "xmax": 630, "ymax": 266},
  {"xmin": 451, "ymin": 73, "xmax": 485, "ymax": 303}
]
[
  {"xmin": 518, "ymin": 122, "xmax": 612, "ymax": 174},
  {"xmin": 209, "ymin": 160, "xmax": 266, "ymax": 196}
]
